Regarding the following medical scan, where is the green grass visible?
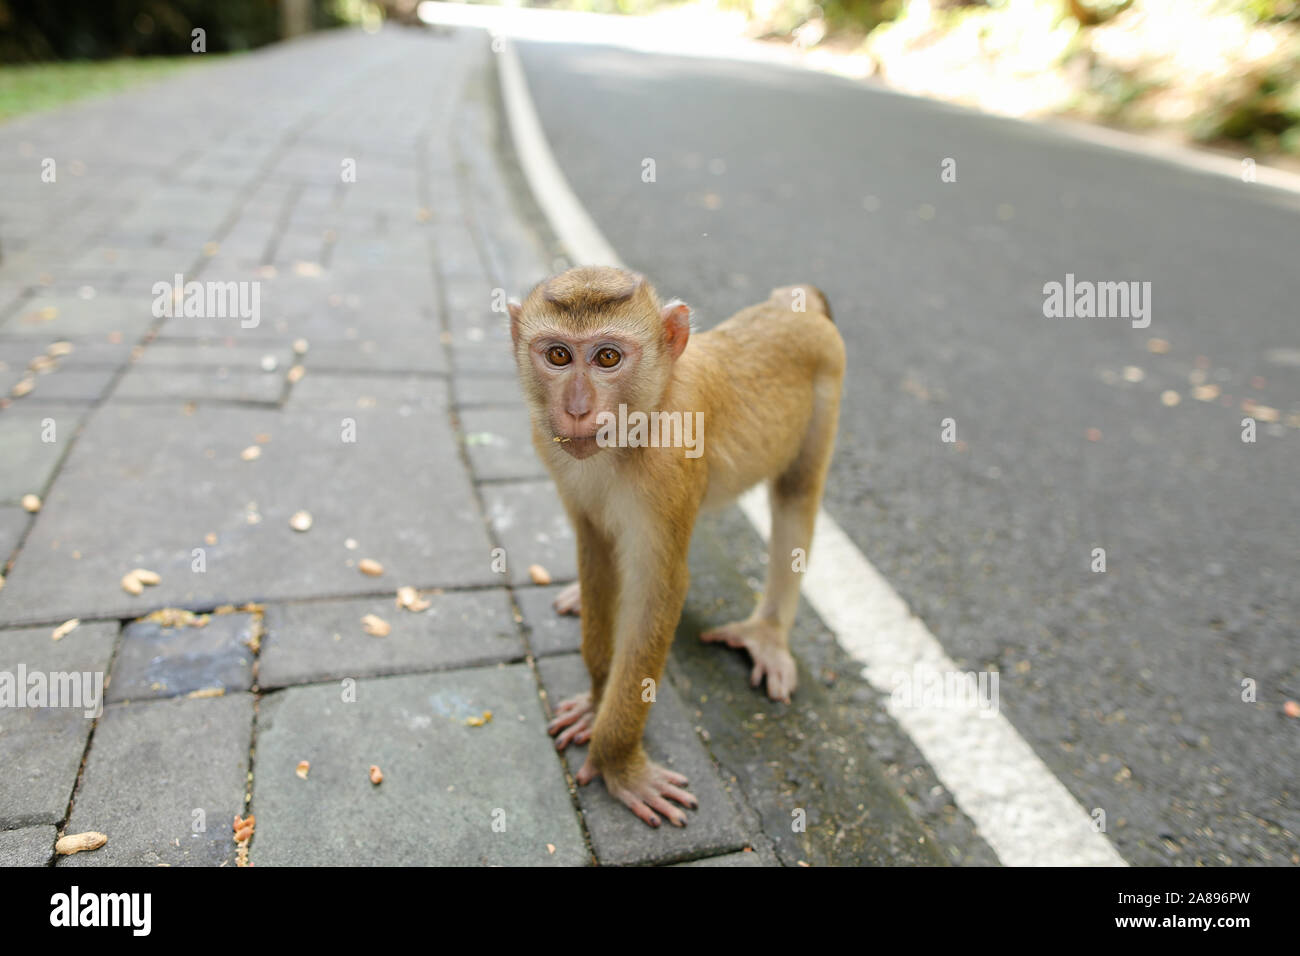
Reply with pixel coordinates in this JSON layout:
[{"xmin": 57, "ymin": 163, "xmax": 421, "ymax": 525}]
[{"xmin": 0, "ymin": 57, "xmax": 223, "ymax": 123}]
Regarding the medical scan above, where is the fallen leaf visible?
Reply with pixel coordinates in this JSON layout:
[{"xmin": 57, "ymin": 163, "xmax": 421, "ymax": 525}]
[
  {"xmin": 11, "ymin": 378, "xmax": 35, "ymax": 397},
  {"xmin": 51, "ymin": 618, "xmax": 79, "ymax": 641},
  {"xmin": 465, "ymin": 710, "xmax": 493, "ymax": 727},
  {"xmin": 1160, "ymin": 390, "xmax": 1181, "ymax": 407},
  {"xmin": 120, "ymin": 573, "xmax": 144, "ymax": 596},
  {"xmin": 186, "ymin": 687, "xmax": 225, "ymax": 699},
  {"xmin": 369, "ymin": 765, "xmax": 384, "ymax": 785},
  {"xmin": 362, "ymin": 614, "xmax": 391, "ymax": 637},
  {"xmin": 529, "ymin": 564, "xmax": 552, "ymax": 586},
  {"xmin": 1284, "ymin": 701, "xmax": 1300, "ymax": 719},
  {"xmin": 296, "ymin": 760, "xmax": 310, "ymax": 780},
  {"xmin": 240, "ymin": 445, "xmax": 261, "ymax": 461},
  {"xmin": 359, "ymin": 558, "xmax": 384, "ymax": 577}
]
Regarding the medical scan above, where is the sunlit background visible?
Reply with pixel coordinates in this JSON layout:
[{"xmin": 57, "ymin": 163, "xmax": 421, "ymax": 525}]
[{"xmin": 1, "ymin": 0, "xmax": 1298, "ymax": 159}]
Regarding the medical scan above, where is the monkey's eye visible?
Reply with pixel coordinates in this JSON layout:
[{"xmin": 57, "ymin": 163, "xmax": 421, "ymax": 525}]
[
  {"xmin": 545, "ymin": 345, "xmax": 572, "ymax": 367},
  {"xmin": 595, "ymin": 347, "xmax": 621, "ymax": 369}
]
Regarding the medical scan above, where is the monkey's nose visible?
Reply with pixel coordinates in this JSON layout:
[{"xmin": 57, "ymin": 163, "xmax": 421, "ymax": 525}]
[{"xmin": 563, "ymin": 409, "xmax": 597, "ymax": 433}]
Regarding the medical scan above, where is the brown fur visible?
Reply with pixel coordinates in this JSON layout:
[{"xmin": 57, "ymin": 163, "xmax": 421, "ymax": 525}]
[{"xmin": 510, "ymin": 266, "xmax": 844, "ymax": 826}]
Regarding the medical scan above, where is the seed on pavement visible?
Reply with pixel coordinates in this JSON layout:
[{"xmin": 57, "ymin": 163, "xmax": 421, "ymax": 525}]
[
  {"xmin": 21, "ymin": 493, "xmax": 40, "ymax": 512},
  {"xmin": 359, "ymin": 558, "xmax": 384, "ymax": 576},
  {"xmin": 290, "ymin": 510, "xmax": 313, "ymax": 532},
  {"xmin": 55, "ymin": 832, "xmax": 107, "ymax": 856},
  {"xmin": 362, "ymin": 614, "xmax": 390, "ymax": 637}
]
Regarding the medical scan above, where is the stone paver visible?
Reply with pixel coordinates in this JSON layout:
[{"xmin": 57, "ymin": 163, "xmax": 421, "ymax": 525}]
[
  {"xmin": 0, "ymin": 402, "xmax": 497, "ymax": 626},
  {"xmin": 0, "ymin": 293, "xmax": 154, "ymax": 341},
  {"xmin": 676, "ymin": 849, "xmax": 775, "ymax": 866},
  {"xmin": 0, "ymin": 506, "xmax": 29, "ymax": 561},
  {"xmin": 0, "ymin": 825, "xmax": 57, "ymax": 866},
  {"xmin": 258, "ymin": 590, "xmax": 521, "ymax": 688},
  {"xmin": 0, "ymin": 407, "xmax": 81, "ymax": 505},
  {"xmin": 461, "ymin": 407, "xmax": 547, "ymax": 482},
  {"xmin": 252, "ymin": 667, "xmax": 588, "ymax": 866},
  {"xmin": 0, "ymin": 621, "xmax": 117, "ymax": 828},
  {"xmin": 480, "ymin": 480, "xmax": 576, "ymax": 588},
  {"xmin": 59, "ymin": 694, "xmax": 254, "ymax": 867},
  {"xmin": 453, "ymin": 373, "xmax": 525, "ymax": 408},
  {"xmin": 107, "ymin": 613, "xmax": 257, "ymax": 703},
  {"xmin": 536, "ymin": 654, "xmax": 749, "ymax": 865},
  {"xmin": 514, "ymin": 584, "xmax": 581, "ymax": 658},
  {"xmin": 4, "ymin": 368, "xmax": 116, "ymax": 403},
  {"xmin": 282, "ymin": 372, "xmax": 448, "ymax": 414},
  {"xmin": 113, "ymin": 366, "xmax": 285, "ymax": 404}
]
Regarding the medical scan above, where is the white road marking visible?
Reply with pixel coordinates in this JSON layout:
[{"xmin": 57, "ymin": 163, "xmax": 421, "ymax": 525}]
[{"xmin": 495, "ymin": 34, "xmax": 1127, "ymax": 866}]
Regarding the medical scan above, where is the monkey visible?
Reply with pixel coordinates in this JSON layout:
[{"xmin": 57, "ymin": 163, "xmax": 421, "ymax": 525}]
[{"xmin": 508, "ymin": 266, "xmax": 844, "ymax": 828}]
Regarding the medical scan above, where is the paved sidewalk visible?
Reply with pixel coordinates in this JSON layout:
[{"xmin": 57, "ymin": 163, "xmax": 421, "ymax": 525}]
[{"xmin": 0, "ymin": 25, "xmax": 948, "ymax": 866}]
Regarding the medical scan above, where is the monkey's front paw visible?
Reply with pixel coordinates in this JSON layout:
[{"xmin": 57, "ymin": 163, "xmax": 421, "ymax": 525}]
[
  {"xmin": 552, "ymin": 581, "xmax": 581, "ymax": 616},
  {"xmin": 547, "ymin": 691, "xmax": 595, "ymax": 749},
  {"xmin": 578, "ymin": 758, "xmax": 698, "ymax": 828},
  {"xmin": 701, "ymin": 618, "xmax": 798, "ymax": 703}
]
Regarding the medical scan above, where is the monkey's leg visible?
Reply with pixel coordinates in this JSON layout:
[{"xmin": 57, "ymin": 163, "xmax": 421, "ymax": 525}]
[
  {"xmin": 702, "ymin": 386, "xmax": 839, "ymax": 703},
  {"xmin": 548, "ymin": 514, "xmax": 614, "ymax": 749},
  {"xmin": 576, "ymin": 538, "xmax": 699, "ymax": 827}
]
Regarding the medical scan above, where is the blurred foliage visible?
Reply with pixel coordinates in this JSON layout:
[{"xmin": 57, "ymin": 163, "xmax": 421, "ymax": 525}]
[
  {"xmin": 854, "ymin": 0, "xmax": 1300, "ymax": 155},
  {"xmin": 0, "ymin": 0, "xmax": 347, "ymax": 62},
  {"xmin": 0, "ymin": 55, "xmax": 220, "ymax": 119}
]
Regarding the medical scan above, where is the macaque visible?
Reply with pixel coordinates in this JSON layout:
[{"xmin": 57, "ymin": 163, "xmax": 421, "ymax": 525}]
[{"xmin": 509, "ymin": 267, "xmax": 844, "ymax": 827}]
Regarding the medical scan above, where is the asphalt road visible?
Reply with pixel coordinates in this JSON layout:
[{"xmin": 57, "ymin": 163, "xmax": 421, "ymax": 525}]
[{"xmin": 515, "ymin": 41, "xmax": 1299, "ymax": 866}]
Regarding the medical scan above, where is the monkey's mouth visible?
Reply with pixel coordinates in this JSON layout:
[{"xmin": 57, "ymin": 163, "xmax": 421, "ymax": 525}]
[{"xmin": 553, "ymin": 433, "xmax": 602, "ymax": 459}]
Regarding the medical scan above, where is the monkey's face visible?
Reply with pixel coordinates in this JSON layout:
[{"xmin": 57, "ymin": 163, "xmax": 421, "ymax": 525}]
[
  {"xmin": 525, "ymin": 331, "xmax": 653, "ymax": 460},
  {"xmin": 508, "ymin": 267, "xmax": 692, "ymax": 461}
]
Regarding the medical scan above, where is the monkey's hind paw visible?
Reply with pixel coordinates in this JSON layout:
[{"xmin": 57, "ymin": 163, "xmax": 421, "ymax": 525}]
[
  {"xmin": 586, "ymin": 759, "xmax": 698, "ymax": 828},
  {"xmin": 547, "ymin": 691, "xmax": 595, "ymax": 749},
  {"xmin": 552, "ymin": 581, "xmax": 581, "ymax": 616},
  {"xmin": 701, "ymin": 619, "xmax": 798, "ymax": 703}
]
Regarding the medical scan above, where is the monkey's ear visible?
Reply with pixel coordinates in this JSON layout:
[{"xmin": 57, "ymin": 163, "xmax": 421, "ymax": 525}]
[
  {"xmin": 661, "ymin": 300, "xmax": 691, "ymax": 360},
  {"xmin": 508, "ymin": 301, "xmax": 523, "ymax": 347}
]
